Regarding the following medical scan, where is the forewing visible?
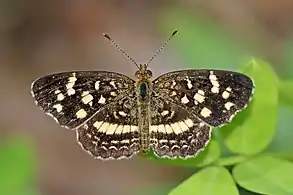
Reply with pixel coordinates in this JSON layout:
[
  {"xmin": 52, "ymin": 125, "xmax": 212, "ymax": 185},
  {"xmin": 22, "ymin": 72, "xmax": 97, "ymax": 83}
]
[
  {"xmin": 77, "ymin": 96, "xmax": 140, "ymax": 160},
  {"xmin": 149, "ymin": 96, "xmax": 211, "ymax": 159},
  {"xmin": 152, "ymin": 69, "xmax": 254, "ymax": 127},
  {"xmin": 31, "ymin": 71, "xmax": 135, "ymax": 129}
]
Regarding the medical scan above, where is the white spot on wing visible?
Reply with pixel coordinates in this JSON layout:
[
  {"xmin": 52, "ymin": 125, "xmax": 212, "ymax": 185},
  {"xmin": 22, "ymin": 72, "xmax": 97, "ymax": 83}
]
[
  {"xmin": 210, "ymin": 75, "xmax": 218, "ymax": 82},
  {"xmin": 66, "ymin": 82, "xmax": 74, "ymax": 89},
  {"xmin": 93, "ymin": 121, "xmax": 103, "ymax": 129},
  {"xmin": 209, "ymin": 71, "xmax": 218, "ymax": 82},
  {"xmin": 110, "ymin": 81, "xmax": 116, "ymax": 88},
  {"xmin": 82, "ymin": 91, "xmax": 89, "ymax": 96},
  {"xmin": 99, "ymin": 122, "xmax": 109, "ymax": 133},
  {"xmin": 186, "ymin": 77, "xmax": 192, "ymax": 89},
  {"xmin": 130, "ymin": 125, "xmax": 137, "ymax": 132},
  {"xmin": 110, "ymin": 91, "xmax": 117, "ymax": 96},
  {"xmin": 178, "ymin": 121, "xmax": 188, "ymax": 131},
  {"xmin": 121, "ymin": 139, "xmax": 130, "ymax": 144},
  {"xmin": 209, "ymin": 71, "xmax": 220, "ymax": 94},
  {"xmin": 66, "ymin": 73, "xmax": 77, "ymax": 96},
  {"xmin": 161, "ymin": 110, "xmax": 169, "ymax": 116},
  {"xmin": 194, "ymin": 90, "xmax": 205, "ymax": 104},
  {"xmin": 53, "ymin": 104, "xmax": 63, "ymax": 112},
  {"xmin": 67, "ymin": 88, "xmax": 75, "ymax": 96},
  {"xmin": 181, "ymin": 94, "xmax": 189, "ymax": 104},
  {"xmin": 170, "ymin": 123, "xmax": 182, "ymax": 134},
  {"xmin": 222, "ymin": 87, "xmax": 232, "ymax": 99},
  {"xmin": 57, "ymin": 93, "xmax": 65, "ymax": 101},
  {"xmin": 158, "ymin": 124, "xmax": 165, "ymax": 133},
  {"xmin": 211, "ymin": 86, "xmax": 219, "ymax": 93},
  {"xmin": 98, "ymin": 95, "xmax": 106, "ymax": 104},
  {"xmin": 68, "ymin": 74, "xmax": 77, "ymax": 82},
  {"xmin": 200, "ymin": 107, "xmax": 212, "ymax": 118},
  {"xmin": 225, "ymin": 102, "xmax": 234, "ymax": 110},
  {"xmin": 159, "ymin": 139, "xmax": 168, "ymax": 144},
  {"xmin": 82, "ymin": 92, "xmax": 94, "ymax": 105},
  {"xmin": 95, "ymin": 81, "xmax": 100, "ymax": 90},
  {"xmin": 118, "ymin": 111, "xmax": 127, "ymax": 117},
  {"xmin": 113, "ymin": 112, "xmax": 119, "ymax": 119},
  {"xmin": 184, "ymin": 119, "xmax": 194, "ymax": 127},
  {"xmin": 198, "ymin": 90, "xmax": 205, "ymax": 95},
  {"xmin": 106, "ymin": 124, "xmax": 118, "ymax": 134},
  {"xmin": 150, "ymin": 125, "xmax": 158, "ymax": 133},
  {"xmin": 76, "ymin": 109, "xmax": 87, "ymax": 119},
  {"xmin": 115, "ymin": 125, "xmax": 123, "ymax": 133},
  {"xmin": 165, "ymin": 124, "xmax": 173, "ymax": 134},
  {"xmin": 123, "ymin": 125, "xmax": 131, "ymax": 133},
  {"xmin": 222, "ymin": 91, "xmax": 230, "ymax": 99}
]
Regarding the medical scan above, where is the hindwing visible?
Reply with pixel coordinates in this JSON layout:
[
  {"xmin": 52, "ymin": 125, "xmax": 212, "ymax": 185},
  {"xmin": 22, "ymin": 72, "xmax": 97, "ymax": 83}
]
[
  {"xmin": 149, "ymin": 96, "xmax": 211, "ymax": 159},
  {"xmin": 77, "ymin": 95, "xmax": 140, "ymax": 160}
]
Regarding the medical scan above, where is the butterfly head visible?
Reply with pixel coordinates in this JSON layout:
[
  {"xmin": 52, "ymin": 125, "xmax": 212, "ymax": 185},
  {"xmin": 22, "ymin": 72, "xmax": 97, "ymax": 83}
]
[{"xmin": 135, "ymin": 64, "xmax": 153, "ymax": 79}]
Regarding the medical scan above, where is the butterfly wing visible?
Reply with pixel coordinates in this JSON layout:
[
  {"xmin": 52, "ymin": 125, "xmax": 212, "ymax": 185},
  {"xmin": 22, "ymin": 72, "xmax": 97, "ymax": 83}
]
[
  {"xmin": 149, "ymin": 96, "xmax": 211, "ymax": 159},
  {"xmin": 31, "ymin": 71, "xmax": 135, "ymax": 129},
  {"xmin": 152, "ymin": 69, "xmax": 254, "ymax": 127},
  {"xmin": 77, "ymin": 95, "xmax": 140, "ymax": 160}
]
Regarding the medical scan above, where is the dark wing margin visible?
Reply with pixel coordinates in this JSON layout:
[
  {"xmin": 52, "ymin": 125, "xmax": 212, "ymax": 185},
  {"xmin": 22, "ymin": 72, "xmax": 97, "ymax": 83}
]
[
  {"xmin": 77, "ymin": 96, "xmax": 140, "ymax": 160},
  {"xmin": 31, "ymin": 71, "xmax": 135, "ymax": 129},
  {"xmin": 149, "ymin": 96, "xmax": 211, "ymax": 159},
  {"xmin": 152, "ymin": 69, "xmax": 254, "ymax": 127}
]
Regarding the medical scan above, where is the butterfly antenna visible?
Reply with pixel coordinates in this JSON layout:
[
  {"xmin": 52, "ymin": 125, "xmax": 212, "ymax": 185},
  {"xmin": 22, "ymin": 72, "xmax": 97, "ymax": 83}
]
[
  {"xmin": 146, "ymin": 30, "xmax": 178, "ymax": 67},
  {"xmin": 103, "ymin": 33, "xmax": 140, "ymax": 69}
]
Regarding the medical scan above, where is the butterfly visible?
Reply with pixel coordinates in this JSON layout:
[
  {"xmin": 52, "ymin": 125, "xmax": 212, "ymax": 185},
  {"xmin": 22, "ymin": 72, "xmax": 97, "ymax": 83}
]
[{"xmin": 31, "ymin": 31, "xmax": 254, "ymax": 160}]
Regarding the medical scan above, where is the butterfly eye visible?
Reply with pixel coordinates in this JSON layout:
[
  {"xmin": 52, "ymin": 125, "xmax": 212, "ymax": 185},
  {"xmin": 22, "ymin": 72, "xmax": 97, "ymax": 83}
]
[
  {"xmin": 135, "ymin": 70, "xmax": 140, "ymax": 77},
  {"xmin": 146, "ymin": 70, "xmax": 152, "ymax": 78}
]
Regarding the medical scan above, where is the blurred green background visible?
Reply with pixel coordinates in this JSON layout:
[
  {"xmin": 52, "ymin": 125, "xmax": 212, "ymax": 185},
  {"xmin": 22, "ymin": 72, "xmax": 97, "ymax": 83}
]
[{"xmin": 1, "ymin": 1, "xmax": 293, "ymax": 195}]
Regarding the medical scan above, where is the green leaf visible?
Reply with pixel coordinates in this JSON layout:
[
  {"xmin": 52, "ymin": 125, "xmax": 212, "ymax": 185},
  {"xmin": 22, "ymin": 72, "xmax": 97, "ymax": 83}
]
[
  {"xmin": 193, "ymin": 140, "xmax": 221, "ymax": 167},
  {"xmin": 279, "ymin": 80, "xmax": 293, "ymax": 109},
  {"xmin": 169, "ymin": 166, "xmax": 239, "ymax": 195},
  {"xmin": 147, "ymin": 139, "xmax": 221, "ymax": 168},
  {"xmin": 0, "ymin": 136, "xmax": 36, "ymax": 195},
  {"xmin": 158, "ymin": 7, "xmax": 253, "ymax": 70},
  {"xmin": 233, "ymin": 155, "xmax": 293, "ymax": 195},
  {"xmin": 267, "ymin": 105, "xmax": 293, "ymax": 154},
  {"xmin": 220, "ymin": 59, "xmax": 278, "ymax": 155}
]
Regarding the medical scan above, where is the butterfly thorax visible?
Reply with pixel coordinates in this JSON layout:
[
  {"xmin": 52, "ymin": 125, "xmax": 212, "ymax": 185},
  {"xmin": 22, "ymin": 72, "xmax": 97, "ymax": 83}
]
[{"xmin": 135, "ymin": 64, "xmax": 153, "ymax": 153}]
